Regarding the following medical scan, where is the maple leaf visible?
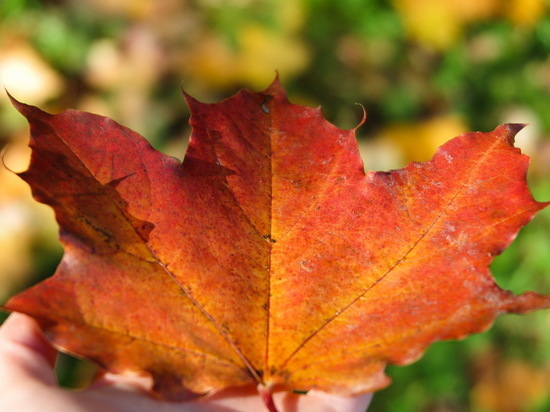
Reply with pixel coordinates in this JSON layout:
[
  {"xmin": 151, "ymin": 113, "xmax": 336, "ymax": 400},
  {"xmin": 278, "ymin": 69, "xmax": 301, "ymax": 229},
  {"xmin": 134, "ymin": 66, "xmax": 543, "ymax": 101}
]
[{"xmin": 3, "ymin": 80, "xmax": 550, "ymax": 412}]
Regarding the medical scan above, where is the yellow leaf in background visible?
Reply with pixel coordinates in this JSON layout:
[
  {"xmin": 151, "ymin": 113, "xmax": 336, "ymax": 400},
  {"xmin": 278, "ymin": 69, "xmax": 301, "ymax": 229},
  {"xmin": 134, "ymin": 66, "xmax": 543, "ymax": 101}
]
[
  {"xmin": 471, "ymin": 350, "xmax": 550, "ymax": 412},
  {"xmin": 237, "ymin": 23, "xmax": 309, "ymax": 88},
  {"xmin": 274, "ymin": 0, "xmax": 306, "ymax": 32},
  {"xmin": 503, "ymin": 0, "xmax": 547, "ymax": 26},
  {"xmin": 186, "ymin": 25, "xmax": 310, "ymax": 89},
  {"xmin": 393, "ymin": 0, "xmax": 498, "ymax": 50},
  {"xmin": 184, "ymin": 34, "xmax": 241, "ymax": 89},
  {"xmin": 184, "ymin": 0, "xmax": 309, "ymax": 90},
  {"xmin": 377, "ymin": 115, "xmax": 468, "ymax": 163}
]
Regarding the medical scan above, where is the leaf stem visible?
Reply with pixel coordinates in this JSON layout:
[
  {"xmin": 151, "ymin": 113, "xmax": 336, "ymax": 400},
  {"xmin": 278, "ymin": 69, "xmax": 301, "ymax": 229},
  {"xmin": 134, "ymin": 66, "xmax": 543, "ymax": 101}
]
[{"xmin": 257, "ymin": 383, "xmax": 278, "ymax": 412}]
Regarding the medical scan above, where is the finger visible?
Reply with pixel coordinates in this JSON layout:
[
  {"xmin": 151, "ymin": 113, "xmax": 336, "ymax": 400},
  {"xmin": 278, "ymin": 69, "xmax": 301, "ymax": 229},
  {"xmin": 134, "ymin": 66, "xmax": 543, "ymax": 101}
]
[
  {"xmin": 90, "ymin": 371, "xmax": 153, "ymax": 394},
  {"xmin": 200, "ymin": 385, "xmax": 268, "ymax": 411},
  {"xmin": 0, "ymin": 313, "xmax": 58, "ymax": 385},
  {"xmin": 278, "ymin": 390, "xmax": 373, "ymax": 412},
  {"xmin": 74, "ymin": 381, "xmax": 257, "ymax": 412},
  {"xmin": 203, "ymin": 385, "xmax": 373, "ymax": 412}
]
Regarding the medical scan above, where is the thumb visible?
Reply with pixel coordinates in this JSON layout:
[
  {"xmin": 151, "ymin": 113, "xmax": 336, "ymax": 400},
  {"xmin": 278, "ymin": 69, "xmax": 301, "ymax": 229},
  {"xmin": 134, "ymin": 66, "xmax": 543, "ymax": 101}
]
[{"xmin": 0, "ymin": 312, "xmax": 58, "ymax": 385}]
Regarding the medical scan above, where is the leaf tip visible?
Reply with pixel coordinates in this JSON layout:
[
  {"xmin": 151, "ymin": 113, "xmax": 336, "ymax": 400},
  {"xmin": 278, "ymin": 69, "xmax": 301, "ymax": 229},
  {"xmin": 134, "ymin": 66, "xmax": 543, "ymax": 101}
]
[
  {"xmin": 181, "ymin": 87, "xmax": 196, "ymax": 103},
  {"xmin": 497, "ymin": 123, "xmax": 527, "ymax": 145},
  {"xmin": 500, "ymin": 290, "xmax": 550, "ymax": 314},
  {"xmin": 5, "ymin": 91, "xmax": 47, "ymax": 120},
  {"xmin": 5, "ymin": 89, "xmax": 23, "ymax": 111},
  {"xmin": 353, "ymin": 103, "xmax": 367, "ymax": 130},
  {"xmin": 263, "ymin": 75, "xmax": 286, "ymax": 99}
]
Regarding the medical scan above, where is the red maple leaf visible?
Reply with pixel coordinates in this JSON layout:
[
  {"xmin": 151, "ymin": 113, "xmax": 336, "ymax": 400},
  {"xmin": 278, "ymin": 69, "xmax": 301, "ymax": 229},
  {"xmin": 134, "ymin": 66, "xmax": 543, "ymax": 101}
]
[{"xmin": 3, "ymin": 80, "xmax": 550, "ymax": 411}]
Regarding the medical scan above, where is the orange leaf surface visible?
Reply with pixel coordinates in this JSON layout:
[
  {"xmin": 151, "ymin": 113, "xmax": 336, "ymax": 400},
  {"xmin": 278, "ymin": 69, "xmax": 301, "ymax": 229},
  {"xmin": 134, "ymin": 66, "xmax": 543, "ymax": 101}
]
[{"xmin": 3, "ymin": 80, "xmax": 550, "ymax": 407}]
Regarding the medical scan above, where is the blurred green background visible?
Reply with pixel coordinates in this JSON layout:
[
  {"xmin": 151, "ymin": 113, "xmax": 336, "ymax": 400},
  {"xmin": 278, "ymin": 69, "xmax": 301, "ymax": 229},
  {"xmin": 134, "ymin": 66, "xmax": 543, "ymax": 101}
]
[{"xmin": 1, "ymin": 0, "xmax": 550, "ymax": 411}]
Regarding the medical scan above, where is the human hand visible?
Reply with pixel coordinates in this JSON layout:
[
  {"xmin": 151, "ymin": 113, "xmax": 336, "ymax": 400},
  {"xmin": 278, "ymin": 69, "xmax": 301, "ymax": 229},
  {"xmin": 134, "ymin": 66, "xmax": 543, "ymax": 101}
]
[{"xmin": 0, "ymin": 313, "xmax": 373, "ymax": 412}]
